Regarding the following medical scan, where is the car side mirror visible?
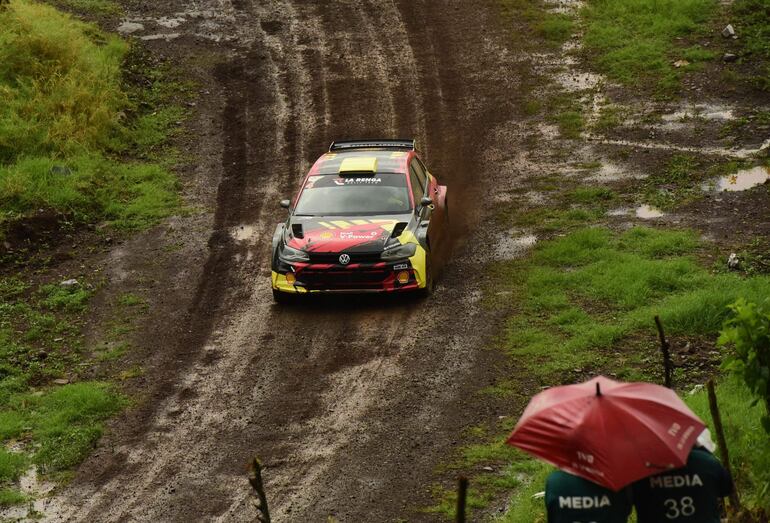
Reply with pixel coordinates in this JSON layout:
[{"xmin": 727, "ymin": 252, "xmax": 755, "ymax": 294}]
[
  {"xmin": 420, "ymin": 196, "xmax": 433, "ymax": 208},
  {"xmin": 280, "ymin": 199, "xmax": 290, "ymax": 209}
]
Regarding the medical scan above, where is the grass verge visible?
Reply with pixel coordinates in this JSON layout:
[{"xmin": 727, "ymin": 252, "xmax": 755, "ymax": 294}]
[
  {"xmin": 643, "ymin": 155, "xmax": 753, "ymax": 210},
  {"xmin": 0, "ymin": 275, "xmax": 128, "ymax": 500},
  {"xmin": 730, "ymin": 0, "xmax": 770, "ymax": 91},
  {"xmin": 0, "ymin": 0, "xmax": 185, "ymax": 507},
  {"xmin": 0, "ymin": 0, "xmax": 183, "ymax": 234},
  {"xmin": 500, "ymin": 0, "xmax": 575, "ymax": 47},
  {"xmin": 582, "ymin": 0, "xmax": 718, "ymax": 93}
]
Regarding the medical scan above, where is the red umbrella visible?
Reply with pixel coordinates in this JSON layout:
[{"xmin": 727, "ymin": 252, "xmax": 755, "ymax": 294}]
[{"xmin": 506, "ymin": 376, "xmax": 705, "ymax": 491}]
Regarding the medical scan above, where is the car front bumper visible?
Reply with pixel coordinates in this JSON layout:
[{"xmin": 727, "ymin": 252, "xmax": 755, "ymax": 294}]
[{"xmin": 272, "ymin": 246, "xmax": 428, "ymax": 294}]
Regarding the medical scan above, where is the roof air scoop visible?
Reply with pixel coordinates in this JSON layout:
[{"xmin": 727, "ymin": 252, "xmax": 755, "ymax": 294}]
[
  {"xmin": 338, "ymin": 157, "xmax": 378, "ymax": 175},
  {"xmin": 390, "ymin": 222, "xmax": 408, "ymax": 239},
  {"xmin": 291, "ymin": 223, "xmax": 304, "ymax": 239}
]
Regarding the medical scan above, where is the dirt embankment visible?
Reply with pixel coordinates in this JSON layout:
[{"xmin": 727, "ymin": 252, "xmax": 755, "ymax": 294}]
[{"xmin": 38, "ymin": 1, "xmax": 534, "ymax": 521}]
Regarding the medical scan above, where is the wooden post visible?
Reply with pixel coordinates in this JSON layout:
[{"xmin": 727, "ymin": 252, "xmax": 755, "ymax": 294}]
[
  {"xmin": 707, "ymin": 380, "xmax": 741, "ymax": 513},
  {"xmin": 456, "ymin": 476, "xmax": 468, "ymax": 523},
  {"xmin": 654, "ymin": 316, "xmax": 673, "ymax": 388},
  {"xmin": 248, "ymin": 457, "xmax": 272, "ymax": 523}
]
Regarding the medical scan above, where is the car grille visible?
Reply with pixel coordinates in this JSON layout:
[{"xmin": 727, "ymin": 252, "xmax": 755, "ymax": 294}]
[
  {"xmin": 297, "ymin": 269, "xmax": 389, "ymax": 289},
  {"xmin": 307, "ymin": 252, "xmax": 382, "ymax": 264}
]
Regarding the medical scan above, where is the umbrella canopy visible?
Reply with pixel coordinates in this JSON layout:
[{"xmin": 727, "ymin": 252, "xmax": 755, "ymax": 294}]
[{"xmin": 506, "ymin": 376, "xmax": 705, "ymax": 491}]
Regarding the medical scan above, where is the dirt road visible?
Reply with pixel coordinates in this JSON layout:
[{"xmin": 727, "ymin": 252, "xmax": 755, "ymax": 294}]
[{"xmin": 45, "ymin": 1, "xmax": 528, "ymax": 521}]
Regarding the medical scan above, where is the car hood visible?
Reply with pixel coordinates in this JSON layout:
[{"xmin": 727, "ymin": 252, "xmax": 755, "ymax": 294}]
[{"xmin": 286, "ymin": 214, "xmax": 413, "ymax": 253}]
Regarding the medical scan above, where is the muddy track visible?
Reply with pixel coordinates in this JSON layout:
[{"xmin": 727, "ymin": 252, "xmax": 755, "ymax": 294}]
[{"xmin": 46, "ymin": 1, "xmax": 526, "ymax": 521}]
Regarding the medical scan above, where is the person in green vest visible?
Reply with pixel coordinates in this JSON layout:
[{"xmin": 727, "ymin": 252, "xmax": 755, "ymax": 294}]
[
  {"xmin": 545, "ymin": 470, "xmax": 632, "ymax": 523},
  {"xmin": 631, "ymin": 446, "xmax": 733, "ymax": 522}
]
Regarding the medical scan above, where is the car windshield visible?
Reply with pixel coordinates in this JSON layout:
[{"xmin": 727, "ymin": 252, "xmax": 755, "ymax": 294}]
[{"xmin": 294, "ymin": 173, "xmax": 411, "ymax": 216}]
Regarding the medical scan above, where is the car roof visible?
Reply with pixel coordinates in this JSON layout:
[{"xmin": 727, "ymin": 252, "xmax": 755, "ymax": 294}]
[{"xmin": 309, "ymin": 149, "xmax": 413, "ymax": 176}]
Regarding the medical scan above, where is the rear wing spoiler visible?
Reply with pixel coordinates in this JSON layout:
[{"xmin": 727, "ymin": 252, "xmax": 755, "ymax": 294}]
[{"xmin": 329, "ymin": 139, "xmax": 415, "ymax": 152}]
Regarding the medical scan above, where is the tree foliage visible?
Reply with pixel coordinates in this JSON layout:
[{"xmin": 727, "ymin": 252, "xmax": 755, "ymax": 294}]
[{"xmin": 719, "ymin": 299, "xmax": 770, "ymax": 434}]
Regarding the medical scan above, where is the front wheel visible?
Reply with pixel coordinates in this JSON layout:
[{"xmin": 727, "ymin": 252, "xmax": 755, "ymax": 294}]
[
  {"xmin": 417, "ymin": 259, "xmax": 435, "ymax": 298},
  {"xmin": 272, "ymin": 289, "xmax": 291, "ymax": 304}
]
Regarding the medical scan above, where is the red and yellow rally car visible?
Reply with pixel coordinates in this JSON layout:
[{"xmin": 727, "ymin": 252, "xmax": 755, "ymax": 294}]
[{"xmin": 271, "ymin": 139, "xmax": 449, "ymax": 301}]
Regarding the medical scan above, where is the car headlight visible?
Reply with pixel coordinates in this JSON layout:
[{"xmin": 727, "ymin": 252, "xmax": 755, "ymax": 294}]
[
  {"xmin": 279, "ymin": 244, "xmax": 309, "ymax": 263},
  {"xmin": 381, "ymin": 242, "xmax": 416, "ymax": 261}
]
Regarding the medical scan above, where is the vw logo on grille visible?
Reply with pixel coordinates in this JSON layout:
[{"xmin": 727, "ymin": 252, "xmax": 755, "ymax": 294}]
[{"xmin": 339, "ymin": 253, "xmax": 351, "ymax": 265}]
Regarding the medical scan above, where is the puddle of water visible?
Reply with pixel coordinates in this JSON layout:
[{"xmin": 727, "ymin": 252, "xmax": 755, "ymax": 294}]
[
  {"xmin": 231, "ymin": 225, "xmax": 258, "ymax": 242},
  {"xmin": 607, "ymin": 208, "xmax": 631, "ymax": 217},
  {"xmin": 585, "ymin": 162, "xmax": 645, "ymax": 182},
  {"xmin": 115, "ymin": 9, "xmax": 240, "ymax": 43},
  {"xmin": 117, "ymin": 21, "xmax": 145, "ymax": 34},
  {"xmin": 157, "ymin": 17, "xmax": 186, "ymax": 28},
  {"xmin": 708, "ymin": 166, "xmax": 770, "ymax": 192},
  {"xmin": 140, "ymin": 33, "xmax": 181, "ymax": 41},
  {"xmin": 590, "ymin": 136, "xmax": 769, "ymax": 159},
  {"xmin": 661, "ymin": 104, "xmax": 735, "ymax": 122},
  {"xmin": 494, "ymin": 234, "xmax": 538, "ymax": 260},
  {"xmin": 636, "ymin": 205, "xmax": 665, "ymax": 219}
]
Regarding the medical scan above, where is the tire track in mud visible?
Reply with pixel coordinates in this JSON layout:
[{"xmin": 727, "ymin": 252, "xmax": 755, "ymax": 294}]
[{"xmin": 45, "ymin": 1, "xmax": 524, "ymax": 521}]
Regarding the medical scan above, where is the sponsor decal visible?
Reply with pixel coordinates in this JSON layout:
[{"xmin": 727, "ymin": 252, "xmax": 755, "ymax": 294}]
[
  {"xmin": 339, "ymin": 230, "xmax": 380, "ymax": 240},
  {"xmin": 333, "ymin": 177, "xmax": 382, "ymax": 186},
  {"xmin": 339, "ymin": 254, "xmax": 351, "ymax": 265},
  {"xmin": 393, "ymin": 263, "xmax": 408, "ymax": 270},
  {"xmin": 320, "ymin": 231, "xmax": 333, "ymax": 240}
]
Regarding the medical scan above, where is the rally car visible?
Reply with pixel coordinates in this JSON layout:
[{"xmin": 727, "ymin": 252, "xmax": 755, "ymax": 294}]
[{"xmin": 271, "ymin": 139, "xmax": 449, "ymax": 301}]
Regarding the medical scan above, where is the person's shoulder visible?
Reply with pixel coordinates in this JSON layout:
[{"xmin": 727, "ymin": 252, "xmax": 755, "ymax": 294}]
[
  {"xmin": 546, "ymin": 469, "xmax": 566, "ymax": 484},
  {"xmin": 690, "ymin": 448, "xmax": 723, "ymax": 467},
  {"xmin": 546, "ymin": 470, "xmax": 574, "ymax": 490}
]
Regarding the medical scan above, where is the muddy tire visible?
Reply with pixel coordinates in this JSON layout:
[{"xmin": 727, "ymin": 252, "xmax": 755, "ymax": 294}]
[
  {"xmin": 417, "ymin": 258, "xmax": 435, "ymax": 298},
  {"xmin": 272, "ymin": 289, "xmax": 291, "ymax": 304}
]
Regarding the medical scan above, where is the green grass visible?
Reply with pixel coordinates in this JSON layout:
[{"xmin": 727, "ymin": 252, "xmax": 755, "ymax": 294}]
[
  {"xmin": 0, "ymin": 383, "xmax": 125, "ymax": 473},
  {"xmin": 0, "ymin": 0, "xmax": 183, "ymax": 233},
  {"xmin": 592, "ymin": 104, "xmax": 628, "ymax": 133},
  {"xmin": 0, "ymin": 449, "xmax": 28, "ymax": 484},
  {"xmin": 0, "ymin": 488, "xmax": 28, "ymax": 507},
  {"xmin": 731, "ymin": 0, "xmax": 770, "ymax": 91},
  {"xmin": 0, "ymin": 272, "xmax": 128, "ymax": 499},
  {"xmin": 500, "ymin": 0, "xmax": 575, "ymax": 46},
  {"xmin": 0, "ymin": 276, "xmax": 88, "ymax": 395},
  {"xmin": 687, "ymin": 377, "xmax": 770, "ymax": 513},
  {"xmin": 496, "ymin": 227, "xmax": 770, "ymax": 377},
  {"xmin": 50, "ymin": 0, "xmax": 121, "ymax": 14},
  {"xmin": 643, "ymin": 156, "xmax": 750, "ymax": 209},
  {"xmin": 117, "ymin": 293, "xmax": 146, "ymax": 308},
  {"xmin": 535, "ymin": 14, "xmax": 574, "ymax": 44},
  {"xmin": 426, "ymin": 435, "xmax": 548, "ymax": 520},
  {"xmin": 567, "ymin": 186, "xmax": 616, "ymax": 204},
  {"xmin": 497, "ymin": 461, "xmax": 551, "ymax": 523},
  {"xmin": 40, "ymin": 284, "xmax": 92, "ymax": 313},
  {"xmin": 583, "ymin": 0, "xmax": 719, "ymax": 92},
  {"xmin": 511, "ymin": 207, "xmax": 606, "ymax": 232},
  {"xmin": 556, "ymin": 110, "xmax": 585, "ymax": 139}
]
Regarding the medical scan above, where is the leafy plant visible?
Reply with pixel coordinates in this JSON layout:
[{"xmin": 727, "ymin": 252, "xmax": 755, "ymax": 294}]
[{"xmin": 719, "ymin": 299, "xmax": 770, "ymax": 433}]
